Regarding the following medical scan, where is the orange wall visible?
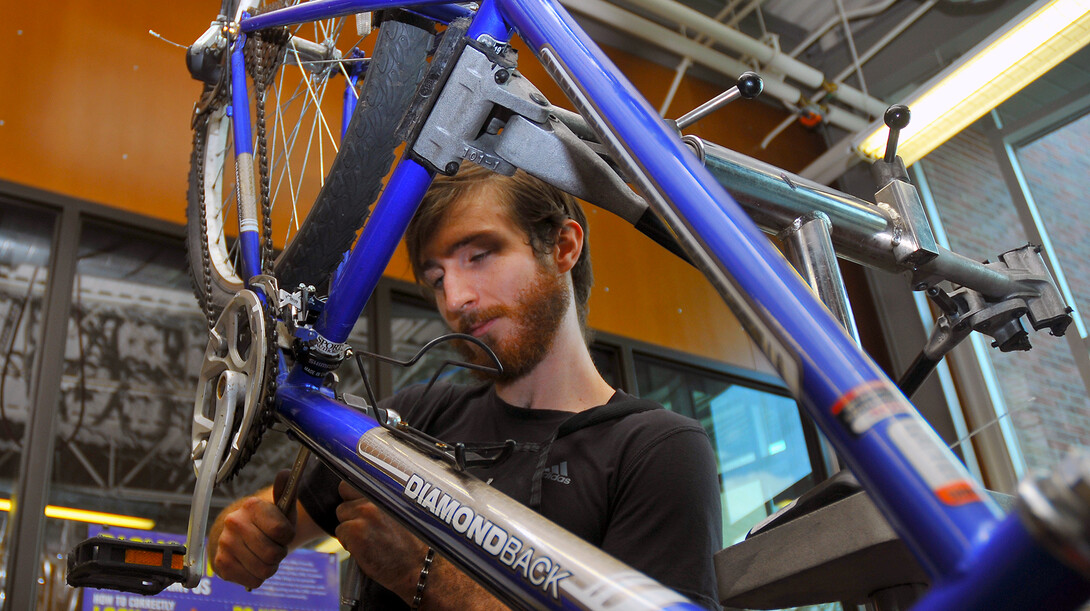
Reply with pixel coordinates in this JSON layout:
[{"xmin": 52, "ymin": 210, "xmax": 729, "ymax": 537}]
[{"xmin": 1, "ymin": 3, "xmax": 827, "ymax": 373}]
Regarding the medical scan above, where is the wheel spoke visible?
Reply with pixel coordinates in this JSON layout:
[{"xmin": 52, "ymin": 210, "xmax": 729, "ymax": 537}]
[
  {"xmin": 288, "ymin": 38, "xmax": 340, "ymax": 155},
  {"xmin": 188, "ymin": 4, "xmax": 428, "ymax": 317}
]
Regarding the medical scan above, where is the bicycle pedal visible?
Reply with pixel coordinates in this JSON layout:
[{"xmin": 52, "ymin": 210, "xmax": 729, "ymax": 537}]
[{"xmin": 66, "ymin": 535, "xmax": 187, "ymax": 595}]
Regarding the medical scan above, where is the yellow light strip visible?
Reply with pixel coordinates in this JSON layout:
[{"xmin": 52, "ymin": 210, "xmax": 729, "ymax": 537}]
[
  {"xmin": 313, "ymin": 536, "xmax": 347, "ymax": 556},
  {"xmin": 855, "ymin": 0, "xmax": 1090, "ymax": 165},
  {"xmin": 0, "ymin": 498, "xmax": 155, "ymax": 530}
]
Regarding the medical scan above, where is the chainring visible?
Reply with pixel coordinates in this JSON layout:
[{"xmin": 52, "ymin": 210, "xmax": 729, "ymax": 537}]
[{"xmin": 191, "ymin": 289, "xmax": 275, "ymax": 484}]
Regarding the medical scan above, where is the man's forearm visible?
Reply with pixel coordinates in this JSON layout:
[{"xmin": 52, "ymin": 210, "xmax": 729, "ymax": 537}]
[{"xmin": 415, "ymin": 554, "xmax": 509, "ymax": 611}]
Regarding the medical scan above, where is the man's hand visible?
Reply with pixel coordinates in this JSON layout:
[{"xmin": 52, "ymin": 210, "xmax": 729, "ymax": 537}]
[
  {"xmin": 208, "ymin": 470, "xmax": 297, "ymax": 589},
  {"xmin": 335, "ymin": 480, "xmax": 430, "ymax": 602}
]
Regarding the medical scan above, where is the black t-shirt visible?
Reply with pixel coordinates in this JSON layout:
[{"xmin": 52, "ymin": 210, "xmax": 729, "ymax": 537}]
[{"xmin": 299, "ymin": 382, "xmax": 722, "ymax": 610}]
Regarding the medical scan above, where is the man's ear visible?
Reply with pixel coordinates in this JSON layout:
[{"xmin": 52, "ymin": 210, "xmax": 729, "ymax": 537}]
[{"xmin": 554, "ymin": 218, "xmax": 583, "ymax": 274}]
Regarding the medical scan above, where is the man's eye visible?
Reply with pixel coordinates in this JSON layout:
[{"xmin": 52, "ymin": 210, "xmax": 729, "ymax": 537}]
[
  {"xmin": 469, "ymin": 250, "xmax": 492, "ymax": 263},
  {"xmin": 424, "ymin": 273, "xmax": 443, "ymax": 289}
]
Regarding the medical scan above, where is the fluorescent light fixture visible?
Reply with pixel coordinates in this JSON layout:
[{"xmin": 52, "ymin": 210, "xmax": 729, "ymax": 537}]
[
  {"xmin": 0, "ymin": 498, "xmax": 155, "ymax": 530},
  {"xmin": 855, "ymin": 0, "xmax": 1090, "ymax": 166},
  {"xmin": 314, "ymin": 536, "xmax": 348, "ymax": 557}
]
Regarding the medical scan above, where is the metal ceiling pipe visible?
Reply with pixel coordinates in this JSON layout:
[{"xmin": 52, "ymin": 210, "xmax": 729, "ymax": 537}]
[
  {"xmin": 560, "ymin": 0, "xmax": 870, "ymax": 132},
  {"xmin": 795, "ymin": 0, "xmax": 941, "ymax": 183},
  {"xmin": 618, "ymin": 0, "xmax": 889, "ymax": 117},
  {"xmin": 788, "ymin": 0, "xmax": 900, "ymax": 57},
  {"xmin": 763, "ymin": 0, "xmax": 938, "ymax": 151}
]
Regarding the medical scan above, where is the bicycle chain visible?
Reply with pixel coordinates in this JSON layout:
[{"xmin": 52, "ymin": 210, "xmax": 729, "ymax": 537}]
[
  {"xmin": 224, "ymin": 26, "xmax": 291, "ymax": 482},
  {"xmin": 189, "ymin": 23, "xmax": 291, "ymax": 482},
  {"xmin": 247, "ymin": 26, "xmax": 289, "ymax": 275},
  {"xmin": 192, "ymin": 114, "xmax": 217, "ymax": 330}
]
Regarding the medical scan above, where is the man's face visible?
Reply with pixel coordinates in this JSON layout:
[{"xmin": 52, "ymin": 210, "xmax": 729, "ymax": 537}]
[{"xmin": 418, "ymin": 190, "xmax": 569, "ymax": 383}]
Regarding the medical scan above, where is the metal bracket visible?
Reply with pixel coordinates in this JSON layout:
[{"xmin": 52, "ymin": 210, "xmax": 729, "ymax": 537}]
[
  {"xmin": 494, "ymin": 115, "xmax": 648, "ymax": 224},
  {"xmin": 873, "ymin": 179, "xmax": 939, "ymax": 268},
  {"xmin": 410, "ymin": 43, "xmax": 650, "ymax": 224},
  {"xmin": 921, "ymin": 243, "xmax": 1071, "ymax": 358},
  {"xmin": 412, "ymin": 43, "xmax": 548, "ymax": 175},
  {"xmin": 924, "ymin": 283, "xmax": 1031, "ymax": 356},
  {"xmin": 997, "ymin": 245, "xmax": 1071, "ymax": 336}
]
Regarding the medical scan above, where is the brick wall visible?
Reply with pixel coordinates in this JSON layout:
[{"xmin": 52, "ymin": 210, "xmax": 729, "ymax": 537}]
[
  {"xmin": 919, "ymin": 120, "xmax": 1090, "ymax": 472},
  {"xmin": 1017, "ymin": 113, "xmax": 1090, "ymax": 336}
]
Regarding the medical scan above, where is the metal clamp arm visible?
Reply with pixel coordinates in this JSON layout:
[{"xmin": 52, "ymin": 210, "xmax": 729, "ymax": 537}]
[
  {"xmin": 410, "ymin": 41, "xmax": 689, "ymax": 259},
  {"xmin": 494, "ymin": 114, "xmax": 645, "ymax": 224}
]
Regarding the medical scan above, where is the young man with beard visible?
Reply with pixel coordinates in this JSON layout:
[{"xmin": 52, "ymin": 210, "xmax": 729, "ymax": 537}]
[{"xmin": 207, "ymin": 164, "xmax": 723, "ymax": 610}]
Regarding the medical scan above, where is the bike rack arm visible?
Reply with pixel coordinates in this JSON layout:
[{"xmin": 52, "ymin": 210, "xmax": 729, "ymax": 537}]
[{"xmin": 525, "ymin": 105, "xmax": 1062, "ymax": 323}]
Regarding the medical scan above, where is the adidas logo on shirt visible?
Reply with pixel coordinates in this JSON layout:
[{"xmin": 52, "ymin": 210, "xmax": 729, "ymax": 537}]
[{"xmin": 542, "ymin": 461, "xmax": 571, "ymax": 485}]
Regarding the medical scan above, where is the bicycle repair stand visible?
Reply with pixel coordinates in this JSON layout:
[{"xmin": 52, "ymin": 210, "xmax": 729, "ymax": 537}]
[
  {"xmin": 715, "ymin": 470, "xmax": 1016, "ymax": 610},
  {"xmin": 698, "ymin": 106, "xmax": 1072, "ymax": 610}
]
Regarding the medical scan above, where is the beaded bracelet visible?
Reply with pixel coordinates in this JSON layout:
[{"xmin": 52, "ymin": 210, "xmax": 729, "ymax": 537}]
[{"xmin": 411, "ymin": 547, "xmax": 436, "ymax": 610}]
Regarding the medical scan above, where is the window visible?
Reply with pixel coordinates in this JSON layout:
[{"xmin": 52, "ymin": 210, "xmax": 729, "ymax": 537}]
[
  {"xmin": 389, "ymin": 296, "xmax": 480, "ymax": 392},
  {"xmin": 0, "ymin": 201, "xmax": 54, "ymax": 578},
  {"xmin": 45, "ymin": 220, "xmax": 298, "ymax": 547},
  {"xmin": 633, "ymin": 355, "xmax": 819, "ymax": 546},
  {"xmin": 919, "ymin": 115, "xmax": 1090, "ymax": 476},
  {"xmin": 1016, "ymin": 113, "xmax": 1090, "ymax": 337},
  {"xmin": 0, "ymin": 202, "xmax": 53, "ymax": 476}
]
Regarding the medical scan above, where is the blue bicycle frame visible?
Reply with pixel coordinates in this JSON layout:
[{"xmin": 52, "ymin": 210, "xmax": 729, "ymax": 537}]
[{"xmin": 223, "ymin": 0, "xmax": 1090, "ymax": 608}]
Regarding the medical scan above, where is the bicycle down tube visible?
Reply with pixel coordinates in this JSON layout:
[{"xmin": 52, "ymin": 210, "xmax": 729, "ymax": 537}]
[{"xmin": 228, "ymin": 1, "xmax": 1090, "ymax": 609}]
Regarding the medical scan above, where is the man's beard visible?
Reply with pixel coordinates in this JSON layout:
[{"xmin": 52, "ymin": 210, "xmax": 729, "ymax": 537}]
[{"xmin": 453, "ymin": 267, "xmax": 570, "ymax": 384}]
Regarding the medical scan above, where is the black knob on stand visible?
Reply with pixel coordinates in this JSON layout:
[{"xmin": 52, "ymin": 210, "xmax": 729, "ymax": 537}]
[
  {"xmin": 883, "ymin": 104, "xmax": 911, "ymax": 164},
  {"xmin": 673, "ymin": 72, "xmax": 764, "ymax": 130},
  {"xmin": 737, "ymin": 72, "xmax": 763, "ymax": 99}
]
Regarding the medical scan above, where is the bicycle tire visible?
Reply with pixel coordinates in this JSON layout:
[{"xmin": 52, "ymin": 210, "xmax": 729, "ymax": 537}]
[{"xmin": 186, "ymin": 12, "xmax": 433, "ymax": 315}]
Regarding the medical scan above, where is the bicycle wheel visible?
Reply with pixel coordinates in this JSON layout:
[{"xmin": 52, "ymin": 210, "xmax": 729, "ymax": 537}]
[{"xmin": 186, "ymin": 9, "xmax": 433, "ymax": 318}]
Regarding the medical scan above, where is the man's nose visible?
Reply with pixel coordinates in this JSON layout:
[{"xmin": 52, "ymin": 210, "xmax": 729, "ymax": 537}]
[{"xmin": 443, "ymin": 270, "xmax": 477, "ymax": 312}]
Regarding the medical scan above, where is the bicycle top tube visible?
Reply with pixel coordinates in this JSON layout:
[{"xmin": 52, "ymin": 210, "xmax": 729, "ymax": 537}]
[
  {"xmin": 240, "ymin": 0, "xmax": 472, "ymax": 31},
  {"xmin": 277, "ymin": 382, "xmax": 705, "ymax": 610}
]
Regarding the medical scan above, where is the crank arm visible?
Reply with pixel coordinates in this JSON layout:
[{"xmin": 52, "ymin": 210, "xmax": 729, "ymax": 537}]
[{"xmin": 183, "ymin": 370, "xmax": 246, "ymax": 587}]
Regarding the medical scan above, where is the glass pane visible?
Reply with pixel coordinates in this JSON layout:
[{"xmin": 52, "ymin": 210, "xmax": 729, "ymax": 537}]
[
  {"xmin": 920, "ymin": 128, "xmax": 1030, "ymax": 263},
  {"xmin": 0, "ymin": 201, "xmax": 54, "ymax": 596},
  {"xmin": 633, "ymin": 356, "xmax": 816, "ymax": 546},
  {"xmin": 922, "ymin": 124, "xmax": 1090, "ymax": 473},
  {"xmin": 589, "ymin": 344, "xmax": 622, "ymax": 390},
  {"xmin": 1017, "ymin": 113, "xmax": 1090, "ymax": 336},
  {"xmin": 1012, "ymin": 115, "xmax": 1090, "ymax": 471},
  {"xmin": 389, "ymin": 298, "xmax": 478, "ymax": 392},
  {"xmin": 47, "ymin": 220, "xmax": 301, "ymax": 609},
  {"xmin": 712, "ymin": 386, "xmax": 812, "ymax": 542}
]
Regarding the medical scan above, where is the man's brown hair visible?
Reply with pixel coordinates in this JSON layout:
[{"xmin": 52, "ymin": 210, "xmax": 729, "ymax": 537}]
[{"xmin": 405, "ymin": 162, "xmax": 593, "ymax": 330}]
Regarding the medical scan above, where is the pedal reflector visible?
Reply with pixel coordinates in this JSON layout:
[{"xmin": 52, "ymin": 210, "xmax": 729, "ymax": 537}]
[
  {"xmin": 67, "ymin": 535, "xmax": 187, "ymax": 594},
  {"xmin": 124, "ymin": 548, "xmax": 184, "ymax": 569}
]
